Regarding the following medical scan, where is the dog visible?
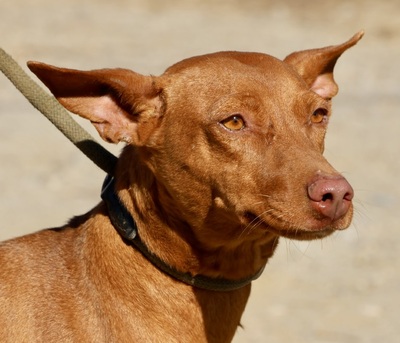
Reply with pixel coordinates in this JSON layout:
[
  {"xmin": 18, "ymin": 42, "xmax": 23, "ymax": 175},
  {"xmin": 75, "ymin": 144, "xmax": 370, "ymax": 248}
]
[{"xmin": 0, "ymin": 31, "xmax": 363, "ymax": 342}]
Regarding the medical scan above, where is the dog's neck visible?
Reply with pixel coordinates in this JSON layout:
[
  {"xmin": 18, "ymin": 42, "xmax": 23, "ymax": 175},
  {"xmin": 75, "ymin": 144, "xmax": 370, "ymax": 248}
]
[
  {"xmin": 101, "ymin": 174, "xmax": 266, "ymax": 291},
  {"xmin": 110, "ymin": 147, "xmax": 279, "ymax": 288}
]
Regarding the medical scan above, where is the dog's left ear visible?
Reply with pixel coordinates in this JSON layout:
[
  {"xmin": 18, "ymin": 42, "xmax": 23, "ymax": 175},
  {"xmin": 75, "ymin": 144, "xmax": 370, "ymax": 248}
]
[
  {"xmin": 27, "ymin": 62, "xmax": 162, "ymax": 145},
  {"xmin": 284, "ymin": 31, "xmax": 364, "ymax": 99}
]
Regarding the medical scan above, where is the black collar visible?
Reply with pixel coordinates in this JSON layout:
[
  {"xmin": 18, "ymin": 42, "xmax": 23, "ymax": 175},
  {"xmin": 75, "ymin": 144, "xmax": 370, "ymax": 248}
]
[{"xmin": 101, "ymin": 175, "xmax": 265, "ymax": 292}]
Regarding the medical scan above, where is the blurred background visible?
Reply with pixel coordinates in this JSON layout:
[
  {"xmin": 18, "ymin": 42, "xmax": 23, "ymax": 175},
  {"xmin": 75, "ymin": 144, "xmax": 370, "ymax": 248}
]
[{"xmin": 0, "ymin": 0, "xmax": 399, "ymax": 342}]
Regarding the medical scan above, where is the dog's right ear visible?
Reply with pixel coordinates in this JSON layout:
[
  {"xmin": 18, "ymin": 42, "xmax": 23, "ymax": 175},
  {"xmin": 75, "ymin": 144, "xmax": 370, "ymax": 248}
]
[{"xmin": 27, "ymin": 62, "xmax": 163, "ymax": 145}]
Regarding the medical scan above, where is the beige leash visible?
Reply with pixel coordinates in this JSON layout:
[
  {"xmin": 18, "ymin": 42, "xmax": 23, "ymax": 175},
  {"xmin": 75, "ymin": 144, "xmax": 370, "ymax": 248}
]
[{"xmin": 0, "ymin": 48, "xmax": 118, "ymax": 176}]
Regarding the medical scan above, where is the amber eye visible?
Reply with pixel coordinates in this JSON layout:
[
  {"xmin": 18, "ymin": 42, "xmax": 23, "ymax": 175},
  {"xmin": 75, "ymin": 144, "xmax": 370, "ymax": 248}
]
[
  {"xmin": 221, "ymin": 115, "xmax": 245, "ymax": 131},
  {"xmin": 311, "ymin": 108, "xmax": 327, "ymax": 124}
]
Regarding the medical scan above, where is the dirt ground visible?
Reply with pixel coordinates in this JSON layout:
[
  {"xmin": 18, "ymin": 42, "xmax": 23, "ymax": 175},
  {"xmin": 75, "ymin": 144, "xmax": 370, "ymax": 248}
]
[{"xmin": 1, "ymin": 0, "xmax": 399, "ymax": 342}]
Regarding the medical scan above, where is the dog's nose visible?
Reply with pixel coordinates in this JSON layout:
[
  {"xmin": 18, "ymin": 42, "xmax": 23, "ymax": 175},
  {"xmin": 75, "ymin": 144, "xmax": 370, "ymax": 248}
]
[{"xmin": 308, "ymin": 176, "xmax": 354, "ymax": 221}]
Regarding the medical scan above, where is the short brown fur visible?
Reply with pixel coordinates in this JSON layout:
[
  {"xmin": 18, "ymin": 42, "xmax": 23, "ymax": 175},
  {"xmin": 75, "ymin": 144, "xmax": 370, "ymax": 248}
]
[{"xmin": 0, "ymin": 32, "xmax": 363, "ymax": 342}]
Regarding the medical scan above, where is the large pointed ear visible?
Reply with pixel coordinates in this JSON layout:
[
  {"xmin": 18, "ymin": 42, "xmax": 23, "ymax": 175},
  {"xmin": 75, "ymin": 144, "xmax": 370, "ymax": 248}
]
[
  {"xmin": 27, "ymin": 62, "xmax": 163, "ymax": 145},
  {"xmin": 284, "ymin": 31, "xmax": 364, "ymax": 99}
]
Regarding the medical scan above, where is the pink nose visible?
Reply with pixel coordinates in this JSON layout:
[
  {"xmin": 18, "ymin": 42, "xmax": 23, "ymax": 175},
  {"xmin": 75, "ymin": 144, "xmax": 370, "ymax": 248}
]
[{"xmin": 308, "ymin": 176, "xmax": 354, "ymax": 221}]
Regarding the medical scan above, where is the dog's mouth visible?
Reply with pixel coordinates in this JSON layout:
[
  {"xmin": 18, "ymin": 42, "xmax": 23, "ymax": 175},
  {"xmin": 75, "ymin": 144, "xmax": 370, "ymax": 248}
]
[{"xmin": 242, "ymin": 210, "xmax": 348, "ymax": 241}]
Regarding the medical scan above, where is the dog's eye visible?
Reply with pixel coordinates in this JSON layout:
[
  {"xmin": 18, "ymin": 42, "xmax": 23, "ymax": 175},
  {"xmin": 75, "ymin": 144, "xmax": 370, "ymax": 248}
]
[
  {"xmin": 221, "ymin": 115, "xmax": 245, "ymax": 131},
  {"xmin": 311, "ymin": 108, "xmax": 328, "ymax": 124}
]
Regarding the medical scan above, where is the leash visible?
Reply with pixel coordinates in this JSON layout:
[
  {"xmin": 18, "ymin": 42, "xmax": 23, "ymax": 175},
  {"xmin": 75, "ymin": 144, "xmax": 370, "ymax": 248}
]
[{"xmin": 0, "ymin": 48, "xmax": 118, "ymax": 176}]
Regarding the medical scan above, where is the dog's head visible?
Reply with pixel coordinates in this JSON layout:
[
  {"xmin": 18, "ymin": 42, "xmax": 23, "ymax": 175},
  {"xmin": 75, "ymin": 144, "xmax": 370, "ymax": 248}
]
[{"xmin": 28, "ymin": 32, "xmax": 363, "ymax": 250}]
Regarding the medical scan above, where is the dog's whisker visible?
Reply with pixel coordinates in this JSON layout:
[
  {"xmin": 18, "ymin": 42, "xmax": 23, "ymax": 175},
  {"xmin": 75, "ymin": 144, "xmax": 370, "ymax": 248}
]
[{"xmin": 242, "ymin": 209, "xmax": 276, "ymax": 235}]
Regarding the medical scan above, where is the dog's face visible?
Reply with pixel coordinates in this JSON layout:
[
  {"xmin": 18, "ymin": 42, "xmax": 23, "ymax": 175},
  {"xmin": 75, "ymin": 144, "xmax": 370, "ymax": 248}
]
[
  {"xmin": 149, "ymin": 52, "xmax": 351, "ymax": 245},
  {"xmin": 28, "ymin": 32, "xmax": 362, "ymax": 249}
]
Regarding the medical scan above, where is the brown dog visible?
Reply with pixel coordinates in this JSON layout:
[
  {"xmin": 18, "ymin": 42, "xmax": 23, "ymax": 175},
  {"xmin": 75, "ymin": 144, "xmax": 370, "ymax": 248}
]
[{"xmin": 0, "ymin": 32, "xmax": 363, "ymax": 342}]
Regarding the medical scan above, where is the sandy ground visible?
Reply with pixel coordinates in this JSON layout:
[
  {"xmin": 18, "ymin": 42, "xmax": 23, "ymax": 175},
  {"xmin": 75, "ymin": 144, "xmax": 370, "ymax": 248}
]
[{"xmin": 1, "ymin": 0, "xmax": 399, "ymax": 342}]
